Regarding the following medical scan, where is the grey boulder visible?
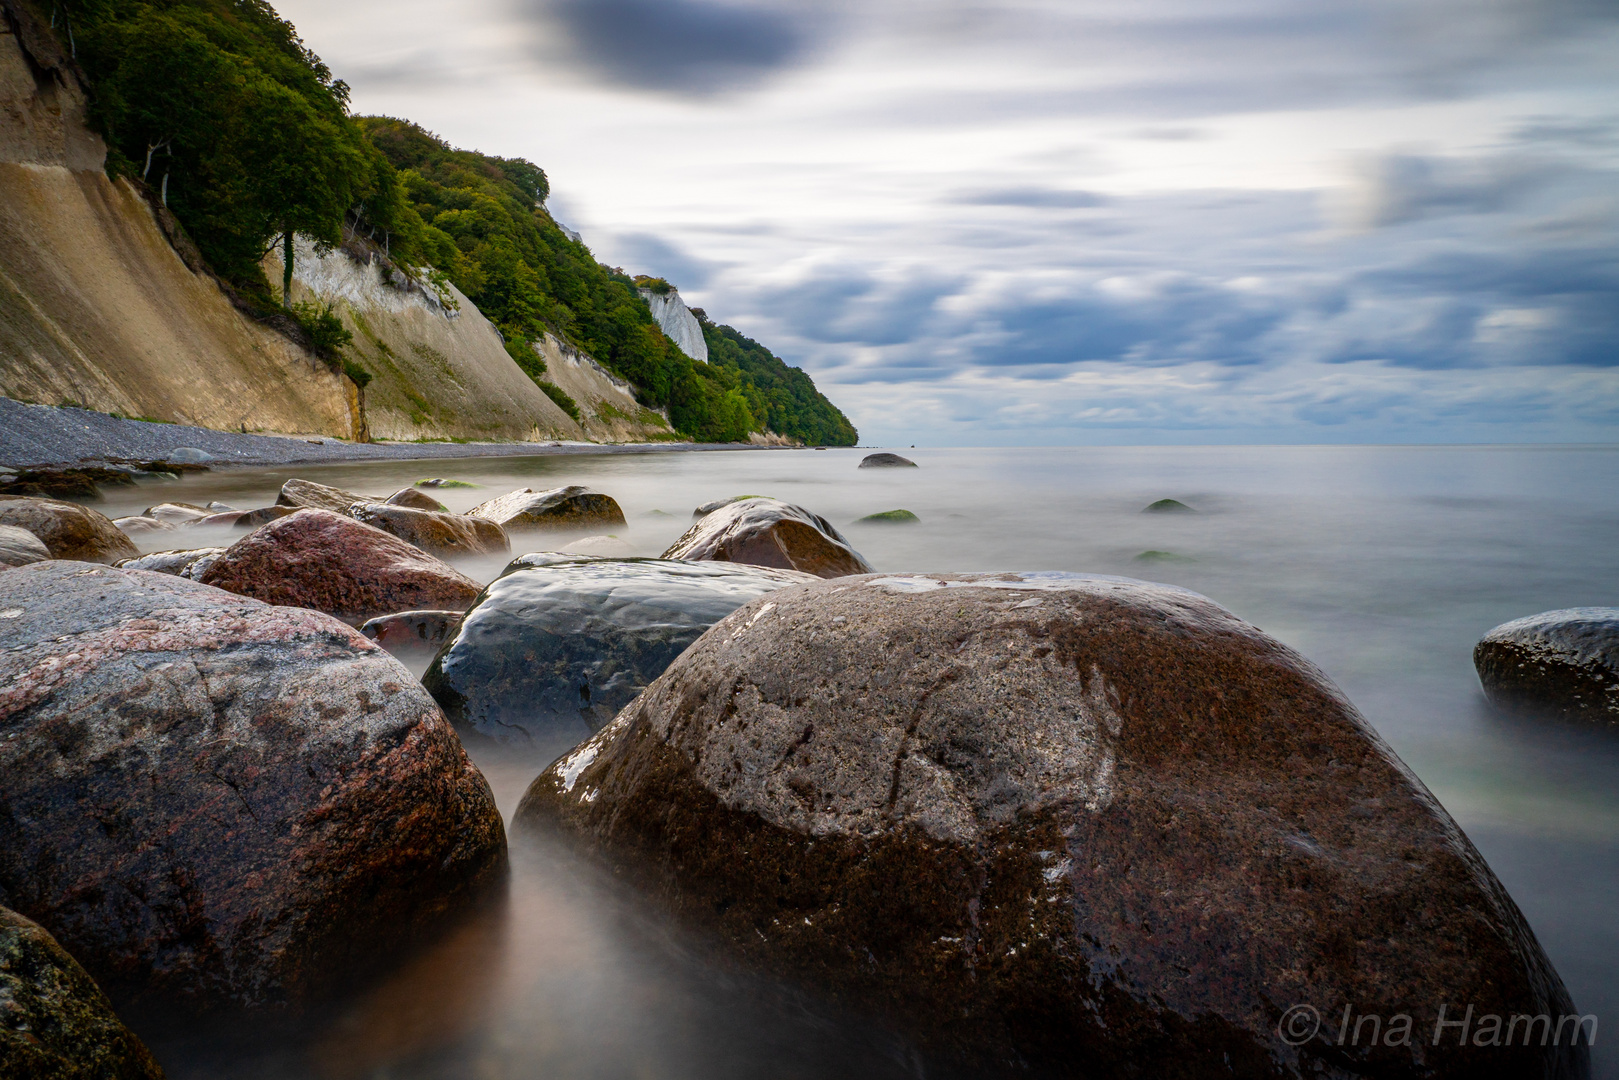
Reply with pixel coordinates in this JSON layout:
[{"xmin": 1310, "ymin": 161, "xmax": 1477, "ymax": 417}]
[
  {"xmin": 1475, "ymin": 607, "xmax": 1619, "ymax": 723},
  {"xmin": 0, "ymin": 524, "xmax": 50, "ymax": 567}
]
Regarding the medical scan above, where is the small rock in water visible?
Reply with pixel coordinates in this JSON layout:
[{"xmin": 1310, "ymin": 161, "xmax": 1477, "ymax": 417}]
[
  {"xmin": 662, "ymin": 497, "xmax": 873, "ymax": 579},
  {"xmin": 0, "ymin": 496, "xmax": 138, "ymax": 563},
  {"xmin": 0, "ymin": 524, "xmax": 51, "ymax": 568},
  {"xmin": 348, "ymin": 503, "xmax": 510, "ymax": 558},
  {"xmin": 164, "ymin": 446, "xmax": 214, "ymax": 463},
  {"xmin": 0, "ymin": 906, "xmax": 164, "ymax": 1079},
  {"xmin": 206, "ymin": 501, "xmax": 238, "ymax": 512},
  {"xmin": 143, "ymin": 501, "xmax": 213, "ymax": 524},
  {"xmin": 855, "ymin": 509, "xmax": 919, "ymax": 524},
  {"xmin": 115, "ymin": 546, "xmax": 227, "ymax": 580},
  {"xmin": 424, "ymin": 557, "xmax": 816, "ymax": 747},
  {"xmin": 1475, "ymin": 607, "xmax": 1619, "ymax": 723},
  {"xmin": 276, "ymin": 477, "xmax": 370, "ymax": 513},
  {"xmin": 692, "ymin": 495, "xmax": 767, "ymax": 518},
  {"xmin": 517, "ymin": 571, "xmax": 1583, "ymax": 1079},
  {"xmin": 643, "ymin": 508, "xmax": 674, "ymax": 518},
  {"xmin": 468, "ymin": 485, "xmax": 626, "ymax": 532},
  {"xmin": 112, "ymin": 515, "xmax": 176, "ymax": 535},
  {"xmin": 1134, "ymin": 549, "xmax": 1194, "ymax": 563},
  {"xmin": 562, "ymin": 534, "xmax": 637, "ymax": 557},
  {"xmin": 416, "ymin": 478, "xmax": 478, "ymax": 489},
  {"xmin": 0, "ymin": 562, "xmax": 505, "ymax": 1020},
  {"xmin": 384, "ymin": 487, "xmax": 450, "ymax": 513},
  {"xmin": 198, "ymin": 508, "xmax": 481, "ymax": 623},
  {"xmin": 361, "ymin": 609, "xmax": 466, "ymax": 660},
  {"xmin": 1143, "ymin": 498, "xmax": 1195, "ymax": 513},
  {"xmin": 858, "ymin": 452, "xmax": 917, "ymax": 468}
]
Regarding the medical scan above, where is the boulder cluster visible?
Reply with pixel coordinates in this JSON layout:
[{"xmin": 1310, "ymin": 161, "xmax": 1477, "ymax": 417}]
[{"xmin": 0, "ymin": 469, "xmax": 1603, "ymax": 1079}]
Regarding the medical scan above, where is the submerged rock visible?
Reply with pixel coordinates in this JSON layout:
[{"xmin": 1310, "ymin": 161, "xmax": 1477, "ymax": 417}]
[
  {"xmin": 198, "ymin": 508, "xmax": 481, "ymax": 623},
  {"xmin": 143, "ymin": 502, "xmax": 214, "ymax": 525},
  {"xmin": 0, "ymin": 906, "xmax": 164, "ymax": 1080},
  {"xmin": 467, "ymin": 485, "xmax": 626, "ymax": 532},
  {"xmin": 855, "ymin": 509, "xmax": 919, "ymax": 524},
  {"xmin": 0, "ymin": 496, "xmax": 138, "ymax": 563},
  {"xmin": 1475, "ymin": 608, "xmax": 1619, "ymax": 723},
  {"xmin": 517, "ymin": 571, "xmax": 1584, "ymax": 1079},
  {"xmin": 348, "ymin": 503, "xmax": 510, "ymax": 558},
  {"xmin": 1134, "ymin": 549, "xmax": 1194, "ymax": 563},
  {"xmin": 384, "ymin": 487, "xmax": 450, "ymax": 513},
  {"xmin": 113, "ymin": 515, "xmax": 176, "ymax": 535},
  {"xmin": 424, "ymin": 557, "xmax": 816, "ymax": 747},
  {"xmin": 416, "ymin": 478, "xmax": 477, "ymax": 489},
  {"xmin": 276, "ymin": 478, "xmax": 369, "ymax": 513},
  {"xmin": 361, "ymin": 609, "xmax": 466, "ymax": 661},
  {"xmin": 1144, "ymin": 498, "xmax": 1195, "ymax": 513},
  {"xmin": 0, "ymin": 524, "xmax": 51, "ymax": 567},
  {"xmin": 858, "ymin": 452, "xmax": 917, "ymax": 468},
  {"xmin": 0, "ymin": 562, "xmax": 506, "ymax": 1020},
  {"xmin": 661, "ymin": 497, "xmax": 873, "ymax": 578},
  {"xmin": 692, "ymin": 495, "xmax": 766, "ymax": 518},
  {"xmin": 115, "ymin": 546, "xmax": 227, "ymax": 580}
]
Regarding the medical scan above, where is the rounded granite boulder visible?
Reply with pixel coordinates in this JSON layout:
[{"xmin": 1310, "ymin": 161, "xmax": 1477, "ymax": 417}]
[
  {"xmin": 858, "ymin": 452, "xmax": 917, "ymax": 468},
  {"xmin": 517, "ymin": 571, "xmax": 1584, "ymax": 1079},
  {"xmin": 424, "ymin": 556, "xmax": 817, "ymax": 748},
  {"xmin": 0, "ymin": 562, "xmax": 506, "ymax": 1021},
  {"xmin": 275, "ymin": 478, "xmax": 369, "ymax": 513},
  {"xmin": 115, "ymin": 546, "xmax": 227, "ymax": 580},
  {"xmin": 661, "ymin": 497, "xmax": 873, "ymax": 579},
  {"xmin": 0, "ymin": 495, "xmax": 138, "ymax": 563},
  {"xmin": 348, "ymin": 503, "xmax": 510, "ymax": 558},
  {"xmin": 198, "ymin": 508, "xmax": 481, "ymax": 624},
  {"xmin": 1475, "ymin": 608, "xmax": 1619, "ymax": 723},
  {"xmin": 467, "ymin": 485, "xmax": 626, "ymax": 532},
  {"xmin": 383, "ymin": 487, "xmax": 450, "ymax": 513},
  {"xmin": 1, "ymin": 906, "xmax": 164, "ymax": 1079},
  {"xmin": 0, "ymin": 523, "xmax": 51, "ymax": 567}
]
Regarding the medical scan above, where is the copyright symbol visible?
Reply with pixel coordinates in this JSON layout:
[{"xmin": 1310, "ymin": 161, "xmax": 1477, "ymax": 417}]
[{"xmin": 1278, "ymin": 1004, "xmax": 1321, "ymax": 1046}]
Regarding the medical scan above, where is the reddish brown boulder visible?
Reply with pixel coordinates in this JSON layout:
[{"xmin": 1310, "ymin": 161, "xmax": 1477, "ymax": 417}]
[
  {"xmin": 348, "ymin": 503, "xmax": 509, "ymax": 558},
  {"xmin": 660, "ymin": 497, "xmax": 872, "ymax": 578},
  {"xmin": 276, "ymin": 478, "xmax": 369, "ymax": 513},
  {"xmin": 468, "ymin": 485, "xmax": 626, "ymax": 531},
  {"xmin": 0, "ymin": 562, "xmax": 506, "ymax": 1021},
  {"xmin": 384, "ymin": 487, "xmax": 450, "ymax": 513},
  {"xmin": 199, "ymin": 508, "xmax": 481, "ymax": 623},
  {"xmin": 0, "ymin": 495, "xmax": 138, "ymax": 563},
  {"xmin": 0, "ymin": 906, "xmax": 164, "ymax": 1079},
  {"xmin": 517, "ymin": 572, "xmax": 1584, "ymax": 1079}
]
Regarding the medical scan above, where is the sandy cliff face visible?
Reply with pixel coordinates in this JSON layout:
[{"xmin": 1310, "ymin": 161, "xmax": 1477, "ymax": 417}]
[
  {"xmin": 639, "ymin": 287, "xmax": 708, "ymax": 363},
  {"xmin": 0, "ymin": 8, "xmax": 355, "ymax": 438},
  {"xmin": 534, "ymin": 331, "xmax": 674, "ymax": 442}
]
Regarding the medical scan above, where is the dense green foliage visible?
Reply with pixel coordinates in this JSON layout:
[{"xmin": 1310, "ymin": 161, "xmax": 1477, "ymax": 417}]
[{"xmin": 51, "ymin": 0, "xmax": 854, "ymax": 443}]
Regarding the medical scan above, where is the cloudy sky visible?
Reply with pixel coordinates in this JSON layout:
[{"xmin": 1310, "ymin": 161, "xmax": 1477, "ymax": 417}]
[{"xmin": 279, "ymin": 0, "xmax": 1618, "ymax": 445}]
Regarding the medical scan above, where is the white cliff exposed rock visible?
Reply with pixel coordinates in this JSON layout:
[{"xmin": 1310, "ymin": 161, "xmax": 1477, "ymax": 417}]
[
  {"xmin": 534, "ymin": 331, "xmax": 675, "ymax": 442},
  {"xmin": 638, "ymin": 287, "xmax": 709, "ymax": 363}
]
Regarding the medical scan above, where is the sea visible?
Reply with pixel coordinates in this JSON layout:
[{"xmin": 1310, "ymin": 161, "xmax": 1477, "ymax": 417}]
[{"xmin": 90, "ymin": 444, "xmax": 1619, "ymax": 1079}]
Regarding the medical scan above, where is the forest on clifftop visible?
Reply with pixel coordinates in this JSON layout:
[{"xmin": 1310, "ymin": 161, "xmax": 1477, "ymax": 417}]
[{"xmin": 39, "ymin": 0, "xmax": 855, "ymax": 445}]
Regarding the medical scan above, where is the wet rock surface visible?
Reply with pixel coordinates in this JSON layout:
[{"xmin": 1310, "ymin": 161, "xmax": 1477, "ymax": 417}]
[
  {"xmin": 858, "ymin": 452, "xmax": 917, "ymax": 468},
  {"xmin": 1475, "ymin": 608, "xmax": 1619, "ymax": 723},
  {"xmin": 517, "ymin": 572, "xmax": 1584, "ymax": 1079},
  {"xmin": 115, "ymin": 547, "xmax": 228, "ymax": 580},
  {"xmin": 144, "ymin": 502, "xmax": 215, "ymax": 525},
  {"xmin": 855, "ymin": 509, "xmax": 919, "ymax": 524},
  {"xmin": 348, "ymin": 503, "xmax": 510, "ymax": 558},
  {"xmin": 0, "ymin": 906, "xmax": 165, "ymax": 1080},
  {"xmin": 467, "ymin": 485, "xmax": 626, "ymax": 532},
  {"xmin": 425, "ymin": 557, "xmax": 816, "ymax": 748},
  {"xmin": 384, "ymin": 487, "xmax": 449, "ymax": 513},
  {"xmin": 0, "ymin": 524, "xmax": 51, "ymax": 567},
  {"xmin": 692, "ymin": 495, "xmax": 766, "ymax": 518},
  {"xmin": 198, "ymin": 509, "xmax": 481, "ymax": 623},
  {"xmin": 661, "ymin": 498, "xmax": 873, "ymax": 578},
  {"xmin": 113, "ymin": 515, "xmax": 176, "ymax": 535},
  {"xmin": 0, "ymin": 562, "xmax": 506, "ymax": 1021},
  {"xmin": 275, "ymin": 478, "xmax": 368, "ymax": 513},
  {"xmin": 361, "ymin": 609, "xmax": 466, "ymax": 661},
  {"xmin": 0, "ymin": 496, "xmax": 139, "ymax": 563}
]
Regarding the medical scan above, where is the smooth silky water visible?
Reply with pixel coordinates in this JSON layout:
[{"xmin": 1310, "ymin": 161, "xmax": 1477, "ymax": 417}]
[{"xmin": 91, "ymin": 445, "xmax": 1619, "ymax": 1078}]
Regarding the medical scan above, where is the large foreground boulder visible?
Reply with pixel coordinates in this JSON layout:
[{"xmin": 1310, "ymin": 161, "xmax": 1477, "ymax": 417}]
[
  {"xmin": 467, "ymin": 485, "xmax": 626, "ymax": 532},
  {"xmin": 0, "ymin": 496, "xmax": 138, "ymax": 563},
  {"xmin": 517, "ymin": 572, "xmax": 1585, "ymax": 1079},
  {"xmin": 1475, "ymin": 608, "xmax": 1619, "ymax": 723},
  {"xmin": 348, "ymin": 503, "xmax": 510, "ymax": 558},
  {"xmin": 0, "ymin": 524, "xmax": 51, "ymax": 567},
  {"xmin": 0, "ymin": 907, "xmax": 164, "ymax": 1079},
  {"xmin": 425, "ymin": 556, "xmax": 817, "ymax": 747},
  {"xmin": 198, "ymin": 509, "xmax": 481, "ymax": 623},
  {"xmin": 276, "ymin": 478, "xmax": 369, "ymax": 513},
  {"xmin": 0, "ymin": 562, "xmax": 506, "ymax": 1020},
  {"xmin": 661, "ymin": 497, "xmax": 872, "ymax": 578}
]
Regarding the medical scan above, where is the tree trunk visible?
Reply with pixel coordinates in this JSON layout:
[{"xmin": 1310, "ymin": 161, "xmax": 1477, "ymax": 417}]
[{"xmin": 282, "ymin": 231, "xmax": 294, "ymax": 309}]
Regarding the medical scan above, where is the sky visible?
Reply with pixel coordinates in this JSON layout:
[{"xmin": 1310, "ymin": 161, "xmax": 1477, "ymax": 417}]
[{"xmin": 277, "ymin": 0, "xmax": 1619, "ymax": 446}]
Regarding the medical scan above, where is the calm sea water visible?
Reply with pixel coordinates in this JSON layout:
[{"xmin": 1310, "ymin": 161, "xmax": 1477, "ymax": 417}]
[{"xmin": 95, "ymin": 445, "xmax": 1619, "ymax": 1079}]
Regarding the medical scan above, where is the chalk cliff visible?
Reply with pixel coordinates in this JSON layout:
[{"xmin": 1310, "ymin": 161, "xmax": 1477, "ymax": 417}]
[
  {"xmin": 533, "ymin": 331, "xmax": 674, "ymax": 442},
  {"xmin": 639, "ymin": 287, "xmax": 709, "ymax": 363}
]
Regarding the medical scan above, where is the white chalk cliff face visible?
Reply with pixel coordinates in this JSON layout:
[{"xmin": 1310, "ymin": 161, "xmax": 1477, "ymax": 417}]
[{"xmin": 639, "ymin": 288, "xmax": 709, "ymax": 363}]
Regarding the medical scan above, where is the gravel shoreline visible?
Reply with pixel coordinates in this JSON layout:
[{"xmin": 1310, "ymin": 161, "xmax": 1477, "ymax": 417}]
[{"xmin": 0, "ymin": 399, "xmax": 783, "ymax": 469}]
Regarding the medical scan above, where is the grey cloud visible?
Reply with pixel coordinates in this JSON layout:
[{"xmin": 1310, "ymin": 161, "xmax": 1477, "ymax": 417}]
[
  {"xmin": 601, "ymin": 232, "xmax": 719, "ymax": 289},
  {"xmin": 530, "ymin": 0, "xmax": 816, "ymax": 93},
  {"xmin": 1338, "ymin": 154, "xmax": 1553, "ymax": 229},
  {"xmin": 950, "ymin": 187, "xmax": 1108, "ymax": 209}
]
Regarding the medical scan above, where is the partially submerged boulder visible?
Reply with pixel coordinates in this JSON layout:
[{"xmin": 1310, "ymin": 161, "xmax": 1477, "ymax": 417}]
[
  {"xmin": 661, "ymin": 497, "xmax": 872, "ymax": 578},
  {"xmin": 518, "ymin": 572, "xmax": 1583, "ymax": 1079},
  {"xmin": 115, "ymin": 547, "xmax": 227, "ymax": 580},
  {"xmin": 425, "ymin": 557, "xmax": 817, "ymax": 747},
  {"xmin": 0, "ymin": 906, "xmax": 164, "ymax": 1080},
  {"xmin": 858, "ymin": 452, "xmax": 916, "ymax": 468},
  {"xmin": 0, "ymin": 496, "xmax": 138, "ymax": 563},
  {"xmin": 467, "ymin": 485, "xmax": 626, "ymax": 532},
  {"xmin": 692, "ymin": 495, "xmax": 766, "ymax": 518},
  {"xmin": 1475, "ymin": 608, "xmax": 1619, "ymax": 723},
  {"xmin": 0, "ymin": 562, "xmax": 506, "ymax": 1020},
  {"xmin": 276, "ymin": 478, "xmax": 369, "ymax": 513},
  {"xmin": 113, "ymin": 515, "xmax": 176, "ymax": 535},
  {"xmin": 855, "ymin": 509, "xmax": 919, "ymax": 524},
  {"xmin": 0, "ymin": 524, "xmax": 51, "ymax": 567},
  {"xmin": 348, "ymin": 503, "xmax": 510, "ymax": 559},
  {"xmin": 361, "ymin": 609, "xmax": 466, "ymax": 660},
  {"xmin": 1144, "ymin": 498, "xmax": 1195, "ymax": 513},
  {"xmin": 384, "ymin": 487, "xmax": 450, "ymax": 513},
  {"xmin": 144, "ymin": 502, "xmax": 214, "ymax": 525},
  {"xmin": 198, "ymin": 508, "xmax": 481, "ymax": 623}
]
